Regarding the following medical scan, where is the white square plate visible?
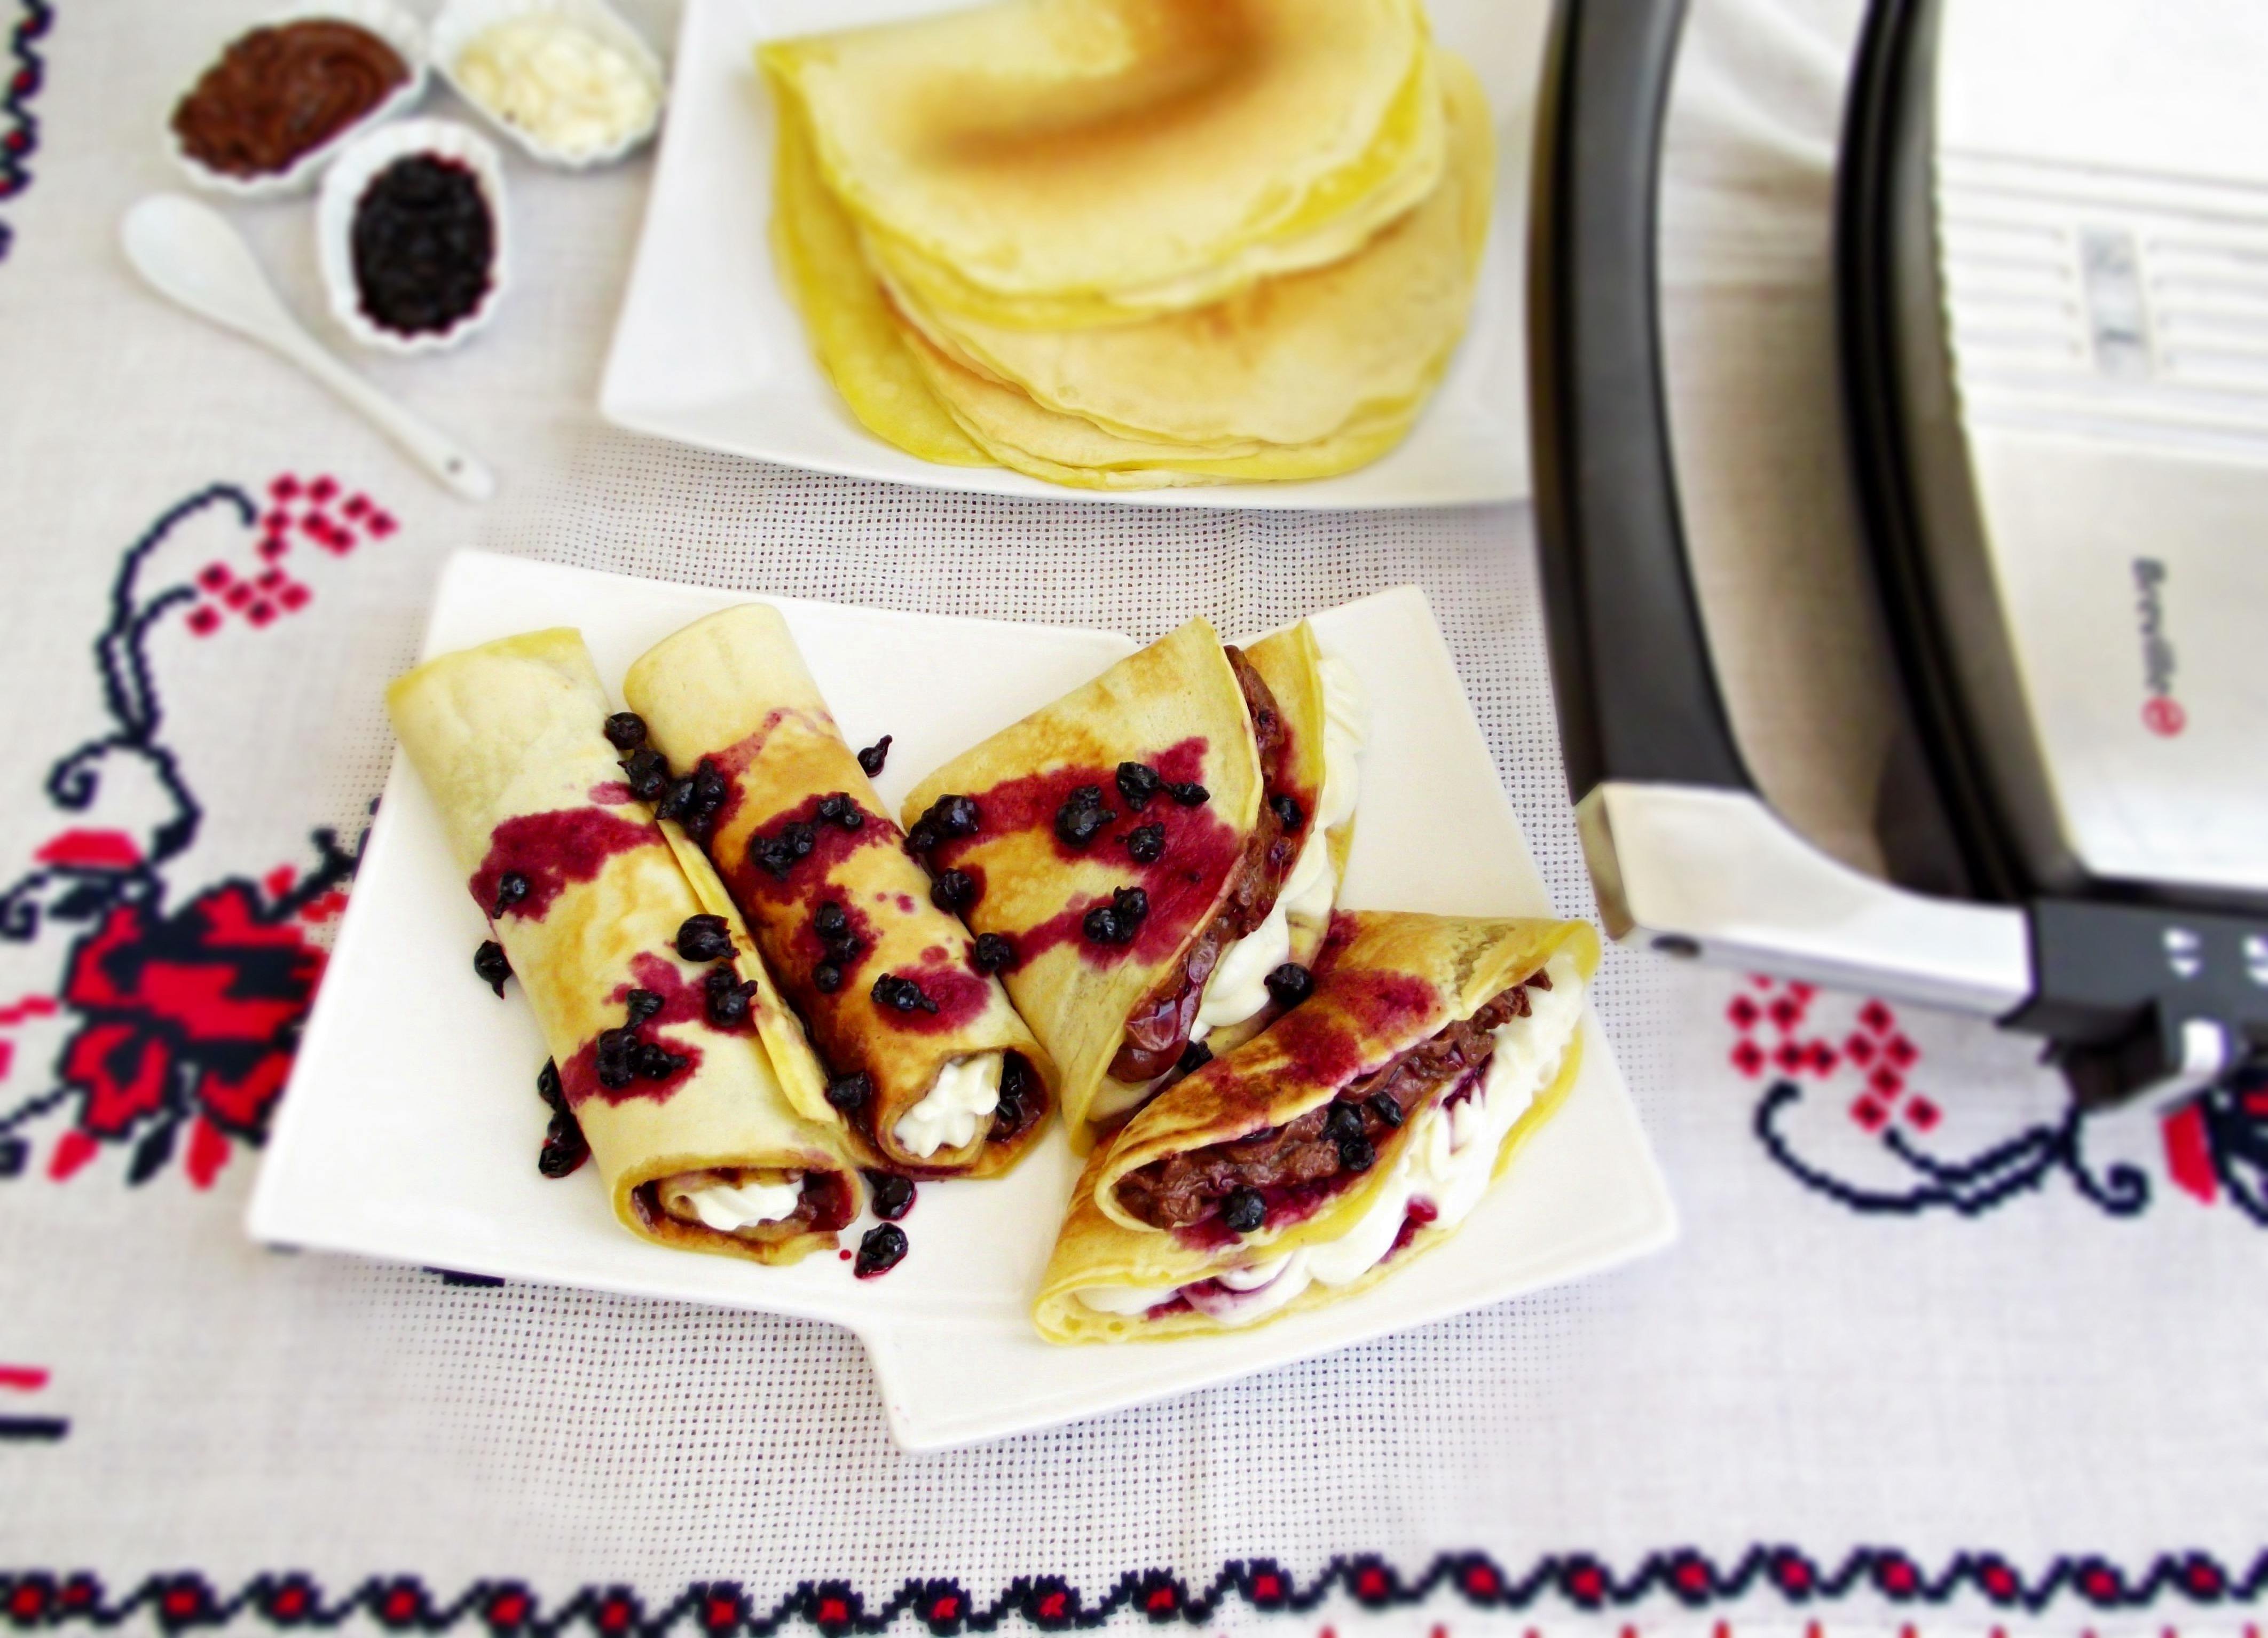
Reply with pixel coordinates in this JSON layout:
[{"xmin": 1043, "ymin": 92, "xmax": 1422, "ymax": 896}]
[
  {"xmin": 596, "ymin": 0, "xmax": 1549, "ymax": 508},
  {"xmin": 250, "ymin": 553, "xmax": 1675, "ymax": 1448}
]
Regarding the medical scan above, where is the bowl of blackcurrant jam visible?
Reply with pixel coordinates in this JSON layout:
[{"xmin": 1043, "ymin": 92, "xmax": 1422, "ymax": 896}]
[{"xmin": 315, "ymin": 115, "xmax": 510, "ymax": 354}]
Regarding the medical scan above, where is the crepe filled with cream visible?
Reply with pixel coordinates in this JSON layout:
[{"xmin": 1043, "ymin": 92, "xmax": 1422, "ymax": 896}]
[
  {"xmin": 623, "ymin": 603, "xmax": 1057, "ymax": 1179},
  {"xmin": 1077, "ymin": 620, "xmax": 1367, "ymax": 1131},
  {"xmin": 1034, "ymin": 910, "xmax": 1597, "ymax": 1342},
  {"xmin": 899, "ymin": 617, "xmax": 1344, "ymax": 1151},
  {"xmin": 1175, "ymin": 623, "xmax": 1367, "ymax": 1061},
  {"xmin": 387, "ymin": 629, "xmax": 860, "ymax": 1264}
]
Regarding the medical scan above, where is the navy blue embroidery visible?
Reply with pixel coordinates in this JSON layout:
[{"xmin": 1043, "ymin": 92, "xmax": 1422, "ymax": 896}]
[
  {"xmin": 1, "ymin": 1549, "xmax": 2263, "ymax": 1631},
  {"xmin": 0, "ymin": 0, "xmax": 52, "ymax": 261},
  {"xmin": 1755, "ymin": 1078, "xmax": 2148, "ymax": 1218}
]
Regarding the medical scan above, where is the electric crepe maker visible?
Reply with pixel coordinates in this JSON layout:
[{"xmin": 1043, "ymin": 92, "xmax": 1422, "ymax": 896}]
[{"xmin": 1527, "ymin": 0, "xmax": 2268, "ymax": 1107}]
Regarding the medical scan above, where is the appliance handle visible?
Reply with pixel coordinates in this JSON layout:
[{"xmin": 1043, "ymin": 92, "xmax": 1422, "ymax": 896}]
[
  {"xmin": 1524, "ymin": 0, "xmax": 2038, "ymax": 1019},
  {"xmin": 1526, "ymin": 0, "xmax": 1748, "ymax": 801}
]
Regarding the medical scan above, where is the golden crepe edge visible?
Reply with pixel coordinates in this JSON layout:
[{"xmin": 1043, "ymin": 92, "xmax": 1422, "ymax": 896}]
[
  {"xmin": 765, "ymin": 71, "xmax": 991, "ymax": 468},
  {"xmin": 1185, "ymin": 620, "xmax": 1354, "ymax": 1062}
]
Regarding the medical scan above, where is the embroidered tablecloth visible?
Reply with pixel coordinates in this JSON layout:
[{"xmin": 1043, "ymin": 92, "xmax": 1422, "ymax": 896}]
[{"xmin": 1, "ymin": 1, "xmax": 2262, "ymax": 1635}]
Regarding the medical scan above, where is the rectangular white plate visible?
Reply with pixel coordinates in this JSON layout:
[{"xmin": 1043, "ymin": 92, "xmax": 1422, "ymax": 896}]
[
  {"xmin": 596, "ymin": 0, "xmax": 1549, "ymax": 508},
  {"xmin": 250, "ymin": 553, "xmax": 1675, "ymax": 1448}
]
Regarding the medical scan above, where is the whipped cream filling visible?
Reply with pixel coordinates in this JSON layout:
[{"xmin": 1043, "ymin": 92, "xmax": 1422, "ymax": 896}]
[
  {"xmin": 664, "ymin": 1175, "xmax": 804, "ymax": 1234},
  {"xmin": 892, "ymin": 1051, "xmax": 1004, "ymax": 1158},
  {"xmin": 1312, "ymin": 653, "xmax": 1368, "ymax": 831},
  {"xmin": 1075, "ymin": 950, "xmax": 1583, "ymax": 1325},
  {"xmin": 1190, "ymin": 653, "xmax": 1369, "ymax": 1041},
  {"xmin": 455, "ymin": 17, "xmax": 657, "ymax": 158}
]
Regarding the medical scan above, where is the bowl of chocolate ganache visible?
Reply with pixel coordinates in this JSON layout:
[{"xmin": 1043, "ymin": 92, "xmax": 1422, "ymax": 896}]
[
  {"xmin": 167, "ymin": 0, "xmax": 430, "ymax": 200},
  {"xmin": 316, "ymin": 116, "xmax": 511, "ymax": 355}
]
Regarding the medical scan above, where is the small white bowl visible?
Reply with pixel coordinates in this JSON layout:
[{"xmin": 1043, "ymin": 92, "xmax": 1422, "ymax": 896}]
[
  {"xmin": 166, "ymin": 0, "xmax": 430, "ymax": 201},
  {"xmin": 316, "ymin": 117, "xmax": 511, "ymax": 355},
  {"xmin": 431, "ymin": 0, "xmax": 666, "ymax": 170}
]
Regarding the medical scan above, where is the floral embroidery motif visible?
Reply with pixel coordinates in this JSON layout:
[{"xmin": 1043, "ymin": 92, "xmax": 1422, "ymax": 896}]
[
  {"xmin": 1735, "ymin": 975, "xmax": 2268, "ymax": 1224},
  {"xmin": 0, "ymin": 479, "xmax": 382, "ymax": 1186}
]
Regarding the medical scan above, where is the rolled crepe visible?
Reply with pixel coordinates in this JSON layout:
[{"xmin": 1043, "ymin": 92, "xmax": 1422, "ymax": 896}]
[
  {"xmin": 1033, "ymin": 910, "xmax": 1597, "ymax": 1342},
  {"xmin": 900, "ymin": 617, "xmax": 1313, "ymax": 1151},
  {"xmin": 623, "ymin": 604, "xmax": 1057, "ymax": 1178},
  {"xmin": 387, "ymin": 629, "xmax": 860, "ymax": 1264}
]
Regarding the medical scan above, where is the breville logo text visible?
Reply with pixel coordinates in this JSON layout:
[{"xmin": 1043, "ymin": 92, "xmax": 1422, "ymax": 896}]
[{"xmin": 2133, "ymin": 557, "xmax": 2185, "ymax": 737}]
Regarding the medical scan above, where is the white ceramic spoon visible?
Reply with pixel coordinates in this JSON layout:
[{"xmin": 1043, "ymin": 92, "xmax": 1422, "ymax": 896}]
[{"xmin": 121, "ymin": 193, "xmax": 497, "ymax": 502}]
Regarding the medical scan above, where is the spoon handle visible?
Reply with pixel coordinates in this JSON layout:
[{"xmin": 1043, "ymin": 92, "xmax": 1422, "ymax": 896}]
[{"xmin": 264, "ymin": 325, "xmax": 498, "ymax": 502}]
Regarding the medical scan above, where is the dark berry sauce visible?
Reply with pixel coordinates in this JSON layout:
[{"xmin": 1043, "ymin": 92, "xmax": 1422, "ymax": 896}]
[
  {"xmin": 933, "ymin": 737, "xmax": 1238, "ymax": 972},
  {"xmin": 534, "ymin": 1057, "xmax": 588, "ymax": 1178},
  {"xmin": 469, "ymin": 807, "xmax": 654, "ymax": 925},
  {"xmin": 350, "ymin": 154, "xmax": 494, "ymax": 336},
  {"xmin": 864, "ymin": 1171, "xmax": 916, "ymax": 1220},
  {"xmin": 854, "ymin": 1222, "xmax": 908, "ymax": 1278},
  {"xmin": 555, "ymin": 952, "xmax": 718, "ymax": 1109},
  {"xmin": 728, "ymin": 790, "xmax": 892, "ymax": 908},
  {"xmin": 864, "ymin": 960, "xmax": 991, "ymax": 1035},
  {"xmin": 1261, "ymin": 970, "xmax": 1438, "ymax": 1088},
  {"xmin": 1388, "ymin": 1198, "xmax": 1440, "ymax": 1258}
]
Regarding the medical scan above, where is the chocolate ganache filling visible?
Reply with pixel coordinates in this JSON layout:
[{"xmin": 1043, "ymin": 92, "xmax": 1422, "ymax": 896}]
[
  {"xmin": 1107, "ymin": 647, "xmax": 1298, "ymax": 1084},
  {"xmin": 172, "ymin": 21, "xmax": 408, "ymax": 178},
  {"xmin": 1112, "ymin": 971, "xmax": 1553, "ymax": 1232}
]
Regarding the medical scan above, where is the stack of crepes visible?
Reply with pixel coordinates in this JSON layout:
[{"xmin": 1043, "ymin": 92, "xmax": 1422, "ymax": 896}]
[{"xmin": 759, "ymin": 0, "xmax": 1496, "ymax": 490}]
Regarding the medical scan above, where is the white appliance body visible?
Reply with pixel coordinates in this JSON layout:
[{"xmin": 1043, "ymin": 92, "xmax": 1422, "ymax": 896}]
[{"xmin": 1931, "ymin": 0, "xmax": 2268, "ymax": 898}]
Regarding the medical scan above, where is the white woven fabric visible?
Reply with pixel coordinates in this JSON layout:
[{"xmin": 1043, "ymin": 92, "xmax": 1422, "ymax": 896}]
[{"xmin": 0, "ymin": 1, "xmax": 2262, "ymax": 1633}]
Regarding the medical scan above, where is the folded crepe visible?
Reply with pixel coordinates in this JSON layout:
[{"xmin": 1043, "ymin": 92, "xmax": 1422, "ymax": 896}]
[
  {"xmin": 888, "ymin": 52, "xmax": 1492, "ymax": 447},
  {"xmin": 387, "ymin": 629, "xmax": 860, "ymax": 1264},
  {"xmin": 763, "ymin": 48, "xmax": 1491, "ymax": 491},
  {"xmin": 897, "ymin": 617, "xmax": 1345, "ymax": 1150},
  {"xmin": 1034, "ymin": 910, "xmax": 1597, "ymax": 1342},
  {"xmin": 623, "ymin": 603, "xmax": 1057, "ymax": 1179},
  {"xmin": 758, "ymin": 0, "xmax": 1442, "ymax": 326},
  {"xmin": 1177, "ymin": 622, "xmax": 1367, "ymax": 1065}
]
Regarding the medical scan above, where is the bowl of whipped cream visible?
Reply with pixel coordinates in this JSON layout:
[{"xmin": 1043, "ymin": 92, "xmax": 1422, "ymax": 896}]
[{"xmin": 431, "ymin": 0, "xmax": 664, "ymax": 169}]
